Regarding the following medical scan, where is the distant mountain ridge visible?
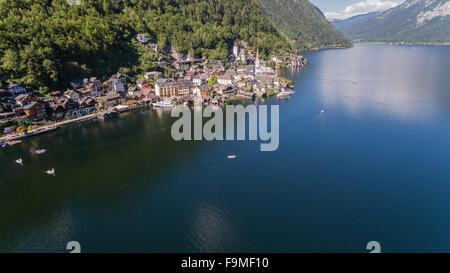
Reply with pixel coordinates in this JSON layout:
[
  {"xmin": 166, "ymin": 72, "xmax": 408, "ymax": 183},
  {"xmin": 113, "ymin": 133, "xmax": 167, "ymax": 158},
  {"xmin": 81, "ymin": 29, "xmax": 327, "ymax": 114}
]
[
  {"xmin": 256, "ymin": 0, "xmax": 352, "ymax": 50},
  {"xmin": 336, "ymin": 0, "xmax": 450, "ymax": 44},
  {"xmin": 331, "ymin": 12, "xmax": 381, "ymax": 30}
]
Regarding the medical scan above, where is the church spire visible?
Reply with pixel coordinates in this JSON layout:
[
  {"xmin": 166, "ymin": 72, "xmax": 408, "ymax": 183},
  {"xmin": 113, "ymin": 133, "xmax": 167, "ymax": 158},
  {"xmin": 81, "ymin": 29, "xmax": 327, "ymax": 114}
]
[{"xmin": 255, "ymin": 48, "xmax": 260, "ymax": 68}]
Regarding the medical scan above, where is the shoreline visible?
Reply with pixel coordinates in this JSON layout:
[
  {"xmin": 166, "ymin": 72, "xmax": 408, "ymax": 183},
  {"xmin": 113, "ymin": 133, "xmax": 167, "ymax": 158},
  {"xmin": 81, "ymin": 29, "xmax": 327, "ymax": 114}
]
[
  {"xmin": 0, "ymin": 92, "xmax": 292, "ymax": 143},
  {"xmin": 0, "ymin": 104, "xmax": 149, "ymax": 143},
  {"xmin": 353, "ymin": 41, "xmax": 450, "ymax": 46}
]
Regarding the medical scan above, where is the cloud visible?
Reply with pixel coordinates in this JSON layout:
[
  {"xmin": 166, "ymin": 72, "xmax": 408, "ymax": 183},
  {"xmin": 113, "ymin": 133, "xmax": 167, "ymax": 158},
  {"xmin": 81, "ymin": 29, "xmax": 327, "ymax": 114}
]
[{"xmin": 325, "ymin": 0, "xmax": 404, "ymax": 21}]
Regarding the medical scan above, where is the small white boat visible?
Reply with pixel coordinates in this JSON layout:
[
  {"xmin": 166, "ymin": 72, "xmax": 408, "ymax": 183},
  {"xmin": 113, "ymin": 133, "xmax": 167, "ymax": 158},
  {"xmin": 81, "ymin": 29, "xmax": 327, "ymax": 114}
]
[
  {"xmin": 321, "ymin": 110, "xmax": 325, "ymax": 114},
  {"xmin": 153, "ymin": 100, "xmax": 175, "ymax": 108},
  {"xmin": 228, "ymin": 155, "xmax": 237, "ymax": 159},
  {"xmin": 277, "ymin": 90, "xmax": 296, "ymax": 98},
  {"xmin": 1, "ymin": 142, "xmax": 7, "ymax": 148},
  {"xmin": 46, "ymin": 168, "xmax": 56, "ymax": 176},
  {"xmin": 15, "ymin": 158, "xmax": 23, "ymax": 165}
]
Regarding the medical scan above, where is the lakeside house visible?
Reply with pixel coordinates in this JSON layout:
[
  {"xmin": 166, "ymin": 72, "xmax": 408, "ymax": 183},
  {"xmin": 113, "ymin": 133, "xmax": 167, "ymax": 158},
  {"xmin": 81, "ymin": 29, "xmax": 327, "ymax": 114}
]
[
  {"xmin": 141, "ymin": 82, "xmax": 153, "ymax": 97},
  {"xmin": 127, "ymin": 86, "xmax": 146, "ymax": 101},
  {"xmin": 110, "ymin": 79, "xmax": 126, "ymax": 93},
  {"xmin": 193, "ymin": 85, "xmax": 213, "ymax": 98},
  {"xmin": 217, "ymin": 74, "xmax": 234, "ymax": 86},
  {"xmin": 193, "ymin": 77, "xmax": 206, "ymax": 86},
  {"xmin": 50, "ymin": 104, "xmax": 66, "ymax": 120},
  {"xmin": 79, "ymin": 97, "xmax": 98, "ymax": 115},
  {"xmin": 8, "ymin": 83, "xmax": 27, "ymax": 97},
  {"xmin": 109, "ymin": 73, "xmax": 127, "ymax": 84},
  {"xmin": 64, "ymin": 90, "xmax": 80, "ymax": 101},
  {"xmin": 144, "ymin": 71, "xmax": 163, "ymax": 80},
  {"xmin": 22, "ymin": 101, "xmax": 46, "ymax": 120},
  {"xmin": 60, "ymin": 98, "xmax": 80, "ymax": 118},
  {"xmin": 15, "ymin": 94, "xmax": 37, "ymax": 107},
  {"xmin": 96, "ymin": 92, "xmax": 125, "ymax": 109},
  {"xmin": 215, "ymin": 85, "xmax": 236, "ymax": 95},
  {"xmin": 238, "ymin": 90, "xmax": 256, "ymax": 99},
  {"xmin": 155, "ymin": 80, "xmax": 194, "ymax": 97}
]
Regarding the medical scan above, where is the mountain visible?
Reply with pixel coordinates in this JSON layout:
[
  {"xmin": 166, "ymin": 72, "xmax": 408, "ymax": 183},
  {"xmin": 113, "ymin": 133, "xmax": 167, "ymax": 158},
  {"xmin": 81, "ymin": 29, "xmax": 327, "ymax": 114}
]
[
  {"xmin": 331, "ymin": 12, "xmax": 381, "ymax": 30},
  {"xmin": 0, "ymin": 0, "xmax": 353, "ymax": 90},
  {"xmin": 256, "ymin": 0, "xmax": 352, "ymax": 50},
  {"xmin": 337, "ymin": 0, "xmax": 450, "ymax": 44},
  {"xmin": 0, "ymin": 0, "xmax": 292, "ymax": 90}
]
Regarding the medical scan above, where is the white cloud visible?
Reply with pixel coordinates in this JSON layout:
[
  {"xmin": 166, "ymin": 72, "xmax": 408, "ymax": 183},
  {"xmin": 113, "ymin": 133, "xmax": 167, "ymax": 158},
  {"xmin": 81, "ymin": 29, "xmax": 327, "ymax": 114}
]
[{"xmin": 325, "ymin": 0, "xmax": 404, "ymax": 21}]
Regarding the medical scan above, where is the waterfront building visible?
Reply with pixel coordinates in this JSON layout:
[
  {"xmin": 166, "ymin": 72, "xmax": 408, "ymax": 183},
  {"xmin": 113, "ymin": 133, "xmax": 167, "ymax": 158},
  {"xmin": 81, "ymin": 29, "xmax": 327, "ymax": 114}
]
[
  {"xmin": 22, "ymin": 101, "xmax": 46, "ymax": 120},
  {"xmin": 8, "ymin": 83, "xmax": 27, "ymax": 97},
  {"xmin": 155, "ymin": 80, "xmax": 194, "ymax": 97}
]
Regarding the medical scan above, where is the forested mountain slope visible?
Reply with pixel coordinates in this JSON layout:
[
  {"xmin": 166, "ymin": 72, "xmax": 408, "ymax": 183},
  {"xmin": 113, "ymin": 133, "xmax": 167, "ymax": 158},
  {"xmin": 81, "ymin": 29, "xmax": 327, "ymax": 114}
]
[
  {"xmin": 0, "ymin": 0, "xmax": 291, "ymax": 89},
  {"xmin": 257, "ymin": 0, "xmax": 352, "ymax": 50}
]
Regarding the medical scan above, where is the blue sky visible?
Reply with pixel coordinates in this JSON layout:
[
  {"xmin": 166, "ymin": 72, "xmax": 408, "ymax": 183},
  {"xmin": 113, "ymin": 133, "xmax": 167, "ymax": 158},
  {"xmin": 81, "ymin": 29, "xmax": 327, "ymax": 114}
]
[{"xmin": 310, "ymin": 0, "xmax": 404, "ymax": 20}]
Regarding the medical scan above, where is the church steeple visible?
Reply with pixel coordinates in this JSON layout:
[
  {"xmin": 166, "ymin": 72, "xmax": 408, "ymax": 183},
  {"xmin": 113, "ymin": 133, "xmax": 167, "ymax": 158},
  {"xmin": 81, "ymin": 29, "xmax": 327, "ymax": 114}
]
[{"xmin": 255, "ymin": 48, "xmax": 260, "ymax": 68}]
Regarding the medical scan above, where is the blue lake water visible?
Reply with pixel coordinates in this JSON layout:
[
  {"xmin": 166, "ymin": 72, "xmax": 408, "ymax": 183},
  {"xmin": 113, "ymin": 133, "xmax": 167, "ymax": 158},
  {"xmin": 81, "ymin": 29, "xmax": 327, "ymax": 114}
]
[{"xmin": 1, "ymin": 44, "xmax": 449, "ymax": 252}]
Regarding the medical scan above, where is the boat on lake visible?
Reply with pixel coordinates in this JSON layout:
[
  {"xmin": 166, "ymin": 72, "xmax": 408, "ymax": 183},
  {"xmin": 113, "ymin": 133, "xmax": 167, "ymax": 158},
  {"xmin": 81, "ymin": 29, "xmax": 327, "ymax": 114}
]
[
  {"xmin": 35, "ymin": 149, "xmax": 47, "ymax": 155},
  {"xmin": 46, "ymin": 168, "xmax": 55, "ymax": 176},
  {"xmin": 153, "ymin": 100, "xmax": 175, "ymax": 108},
  {"xmin": 277, "ymin": 89, "xmax": 296, "ymax": 98},
  {"xmin": 15, "ymin": 158, "xmax": 23, "ymax": 165},
  {"xmin": 228, "ymin": 155, "xmax": 237, "ymax": 159},
  {"xmin": 1, "ymin": 142, "xmax": 7, "ymax": 148}
]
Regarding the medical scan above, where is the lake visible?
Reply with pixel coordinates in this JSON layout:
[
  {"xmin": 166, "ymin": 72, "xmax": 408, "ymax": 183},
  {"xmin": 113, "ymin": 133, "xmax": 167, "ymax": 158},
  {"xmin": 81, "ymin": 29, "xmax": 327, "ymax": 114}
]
[{"xmin": 1, "ymin": 44, "xmax": 449, "ymax": 253}]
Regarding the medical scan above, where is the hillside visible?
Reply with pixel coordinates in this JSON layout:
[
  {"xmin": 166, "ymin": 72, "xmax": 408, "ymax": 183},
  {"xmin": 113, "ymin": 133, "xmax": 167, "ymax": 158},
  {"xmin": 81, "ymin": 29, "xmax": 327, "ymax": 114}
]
[
  {"xmin": 0, "ymin": 0, "xmax": 292, "ymax": 91},
  {"xmin": 256, "ymin": 0, "xmax": 352, "ymax": 50},
  {"xmin": 337, "ymin": 0, "xmax": 450, "ymax": 44},
  {"xmin": 331, "ymin": 12, "xmax": 380, "ymax": 30}
]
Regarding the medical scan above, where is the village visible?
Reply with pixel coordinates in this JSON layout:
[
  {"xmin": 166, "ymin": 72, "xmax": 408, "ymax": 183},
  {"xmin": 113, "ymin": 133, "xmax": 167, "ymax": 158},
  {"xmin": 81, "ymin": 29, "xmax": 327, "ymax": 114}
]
[{"xmin": 0, "ymin": 34, "xmax": 306, "ymax": 144}]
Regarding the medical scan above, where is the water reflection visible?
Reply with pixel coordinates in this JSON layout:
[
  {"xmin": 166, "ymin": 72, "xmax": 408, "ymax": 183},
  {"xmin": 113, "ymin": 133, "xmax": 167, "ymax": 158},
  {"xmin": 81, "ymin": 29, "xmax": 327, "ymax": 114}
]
[
  {"xmin": 306, "ymin": 45, "xmax": 450, "ymax": 123},
  {"xmin": 189, "ymin": 200, "xmax": 242, "ymax": 252}
]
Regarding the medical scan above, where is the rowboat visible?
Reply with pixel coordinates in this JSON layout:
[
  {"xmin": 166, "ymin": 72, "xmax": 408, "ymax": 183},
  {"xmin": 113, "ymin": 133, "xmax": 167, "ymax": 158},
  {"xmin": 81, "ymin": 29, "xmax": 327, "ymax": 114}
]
[{"xmin": 15, "ymin": 158, "xmax": 23, "ymax": 165}]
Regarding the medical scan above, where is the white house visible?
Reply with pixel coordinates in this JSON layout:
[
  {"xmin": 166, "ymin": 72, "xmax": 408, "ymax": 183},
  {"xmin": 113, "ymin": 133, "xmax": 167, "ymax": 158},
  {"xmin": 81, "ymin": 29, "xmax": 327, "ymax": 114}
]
[
  {"xmin": 272, "ymin": 56, "xmax": 283, "ymax": 63},
  {"xmin": 217, "ymin": 74, "xmax": 233, "ymax": 86},
  {"xmin": 193, "ymin": 78, "xmax": 205, "ymax": 86},
  {"xmin": 112, "ymin": 80, "xmax": 125, "ymax": 93},
  {"xmin": 193, "ymin": 86, "xmax": 201, "ymax": 97}
]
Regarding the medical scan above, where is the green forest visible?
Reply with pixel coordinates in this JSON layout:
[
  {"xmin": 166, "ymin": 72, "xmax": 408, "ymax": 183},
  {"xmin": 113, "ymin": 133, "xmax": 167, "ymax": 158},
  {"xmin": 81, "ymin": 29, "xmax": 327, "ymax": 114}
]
[
  {"xmin": 257, "ymin": 0, "xmax": 352, "ymax": 50},
  {"xmin": 0, "ymin": 0, "xmax": 292, "ymax": 91}
]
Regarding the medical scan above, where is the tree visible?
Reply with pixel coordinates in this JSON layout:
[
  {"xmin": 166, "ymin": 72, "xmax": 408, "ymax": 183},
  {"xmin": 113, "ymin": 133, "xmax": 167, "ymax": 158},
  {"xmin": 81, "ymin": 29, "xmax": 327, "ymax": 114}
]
[{"xmin": 207, "ymin": 75, "xmax": 217, "ymax": 86}]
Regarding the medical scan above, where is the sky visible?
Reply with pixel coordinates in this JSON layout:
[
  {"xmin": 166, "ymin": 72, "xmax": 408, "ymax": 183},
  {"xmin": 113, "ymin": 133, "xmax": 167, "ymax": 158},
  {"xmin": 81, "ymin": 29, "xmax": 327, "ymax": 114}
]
[{"xmin": 310, "ymin": 0, "xmax": 405, "ymax": 20}]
